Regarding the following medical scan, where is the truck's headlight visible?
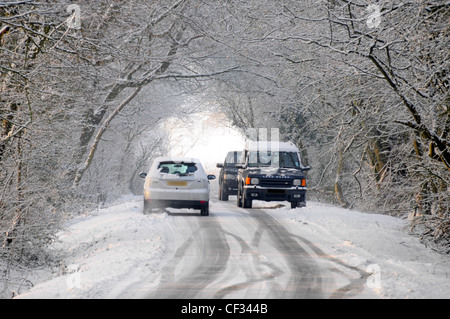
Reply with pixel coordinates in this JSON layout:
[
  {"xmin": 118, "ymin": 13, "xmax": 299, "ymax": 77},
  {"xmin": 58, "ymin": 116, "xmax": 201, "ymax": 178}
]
[
  {"xmin": 250, "ymin": 178, "xmax": 259, "ymax": 185},
  {"xmin": 293, "ymin": 179, "xmax": 306, "ymax": 186}
]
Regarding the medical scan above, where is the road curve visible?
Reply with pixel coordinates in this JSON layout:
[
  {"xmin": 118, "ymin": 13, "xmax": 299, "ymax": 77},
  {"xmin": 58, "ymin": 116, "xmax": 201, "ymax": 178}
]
[{"xmin": 144, "ymin": 199, "xmax": 375, "ymax": 299}]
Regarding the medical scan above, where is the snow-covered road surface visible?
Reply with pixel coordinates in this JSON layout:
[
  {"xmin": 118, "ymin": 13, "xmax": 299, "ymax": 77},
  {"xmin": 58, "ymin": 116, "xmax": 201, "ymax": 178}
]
[
  {"xmin": 134, "ymin": 202, "xmax": 376, "ymax": 299},
  {"xmin": 15, "ymin": 196, "xmax": 450, "ymax": 299}
]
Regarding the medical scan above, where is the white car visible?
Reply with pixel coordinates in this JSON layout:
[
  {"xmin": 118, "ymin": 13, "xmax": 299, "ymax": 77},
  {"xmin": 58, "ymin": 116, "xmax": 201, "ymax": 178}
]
[{"xmin": 139, "ymin": 157, "xmax": 216, "ymax": 216}]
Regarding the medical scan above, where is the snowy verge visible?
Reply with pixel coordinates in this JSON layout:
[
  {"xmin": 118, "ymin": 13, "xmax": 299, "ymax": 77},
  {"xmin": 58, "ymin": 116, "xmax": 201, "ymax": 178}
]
[
  {"xmin": 14, "ymin": 196, "xmax": 168, "ymax": 299},
  {"xmin": 267, "ymin": 201, "xmax": 450, "ymax": 299}
]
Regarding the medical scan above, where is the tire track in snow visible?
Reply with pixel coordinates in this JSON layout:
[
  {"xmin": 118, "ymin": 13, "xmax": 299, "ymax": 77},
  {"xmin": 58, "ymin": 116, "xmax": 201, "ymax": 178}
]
[
  {"xmin": 144, "ymin": 203, "xmax": 372, "ymax": 299},
  {"xmin": 146, "ymin": 213, "xmax": 230, "ymax": 298},
  {"xmin": 246, "ymin": 209, "xmax": 325, "ymax": 298}
]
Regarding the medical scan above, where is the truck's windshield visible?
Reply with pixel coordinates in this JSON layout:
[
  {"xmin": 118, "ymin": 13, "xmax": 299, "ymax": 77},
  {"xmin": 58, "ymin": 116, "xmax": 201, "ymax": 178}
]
[
  {"xmin": 225, "ymin": 151, "xmax": 242, "ymax": 167},
  {"xmin": 247, "ymin": 151, "xmax": 300, "ymax": 168}
]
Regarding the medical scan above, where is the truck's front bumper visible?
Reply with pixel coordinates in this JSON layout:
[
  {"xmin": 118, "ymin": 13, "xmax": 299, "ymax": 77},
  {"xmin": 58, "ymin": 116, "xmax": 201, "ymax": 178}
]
[{"xmin": 243, "ymin": 186, "xmax": 307, "ymax": 203}]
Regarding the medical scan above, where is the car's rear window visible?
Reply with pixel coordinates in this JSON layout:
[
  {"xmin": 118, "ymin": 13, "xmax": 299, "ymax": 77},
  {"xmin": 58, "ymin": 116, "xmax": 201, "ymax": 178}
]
[{"xmin": 158, "ymin": 162, "xmax": 197, "ymax": 175}]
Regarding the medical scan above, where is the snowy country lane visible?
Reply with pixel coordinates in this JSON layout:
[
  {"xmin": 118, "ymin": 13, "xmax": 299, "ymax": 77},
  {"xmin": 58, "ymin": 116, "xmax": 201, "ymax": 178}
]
[
  {"xmin": 15, "ymin": 196, "xmax": 450, "ymax": 299},
  {"xmin": 124, "ymin": 200, "xmax": 379, "ymax": 299}
]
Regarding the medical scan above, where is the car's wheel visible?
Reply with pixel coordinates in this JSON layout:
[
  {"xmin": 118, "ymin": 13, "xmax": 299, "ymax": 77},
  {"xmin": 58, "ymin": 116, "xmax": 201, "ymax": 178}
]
[
  {"xmin": 200, "ymin": 202, "xmax": 209, "ymax": 216},
  {"xmin": 237, "ymin": 185, "xmax": 243, "ymax": 207},
  {"xmin": 143, "ymin": 200, "xmax": 153, "ymax": 214}
]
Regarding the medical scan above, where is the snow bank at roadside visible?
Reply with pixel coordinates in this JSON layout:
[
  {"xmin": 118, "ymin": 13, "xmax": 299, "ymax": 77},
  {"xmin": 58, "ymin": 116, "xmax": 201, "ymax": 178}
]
[
  {"xmin": 15, "ymin": 196, "xmax": 168, "ymax": 299},
  {"xmin": 271, "ymin": 202, "xmax": 450, "ymax": 299}
]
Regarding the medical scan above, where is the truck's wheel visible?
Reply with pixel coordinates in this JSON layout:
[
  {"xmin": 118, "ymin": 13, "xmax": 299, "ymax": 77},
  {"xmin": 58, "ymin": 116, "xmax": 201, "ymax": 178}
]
[
  {"xmin": 237, "ymin": 186, "xmax": 243, "ymax": 207},
  {"xmin": 219, "ymin": 186, "xmax": 228, "ymax": 201},
  {"xmin": 243, "ymin": 192, "xmax": 252, "ymax": 208}
]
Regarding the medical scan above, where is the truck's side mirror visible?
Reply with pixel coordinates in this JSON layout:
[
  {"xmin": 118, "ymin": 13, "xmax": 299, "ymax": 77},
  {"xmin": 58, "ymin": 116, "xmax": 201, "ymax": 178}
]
[
  {"xmin": 301, "ymin": 166, "xmax": 311, "ymax": 171},
  {"xmin": 216, "ymin": 163, "xmax": 224, "ymax": 168},
  {"xmin": 235, "ymin": 164, "xmax": 245, "ymax": 169}
]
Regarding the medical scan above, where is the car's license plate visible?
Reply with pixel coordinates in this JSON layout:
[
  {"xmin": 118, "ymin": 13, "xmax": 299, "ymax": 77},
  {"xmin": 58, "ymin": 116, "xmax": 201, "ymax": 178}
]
[{"xmin": 167, "ymin": 181, "xmax": 187, "ymax": 186}]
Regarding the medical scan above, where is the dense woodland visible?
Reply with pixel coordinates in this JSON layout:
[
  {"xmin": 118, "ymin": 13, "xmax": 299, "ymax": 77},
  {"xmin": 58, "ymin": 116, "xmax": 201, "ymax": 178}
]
[{"xmin": 1, "ymin": 0, "xmax": 448, "ymax": 293}]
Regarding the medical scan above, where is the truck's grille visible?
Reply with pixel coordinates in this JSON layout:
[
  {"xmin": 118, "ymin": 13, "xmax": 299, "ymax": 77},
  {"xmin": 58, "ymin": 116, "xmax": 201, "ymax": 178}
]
[{"xmin": 260, "ymin": 178, "xmax": 292, "ymax": 188}]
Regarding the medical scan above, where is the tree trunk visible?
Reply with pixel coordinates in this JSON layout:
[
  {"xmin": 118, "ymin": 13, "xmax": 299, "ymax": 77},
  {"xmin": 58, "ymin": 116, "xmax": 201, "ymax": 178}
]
[{"xmin": 335, "ymin": 148, "xmax": 349, "ymax": 208}]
